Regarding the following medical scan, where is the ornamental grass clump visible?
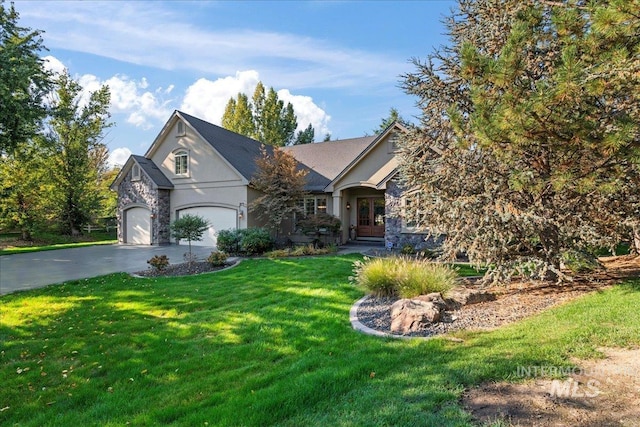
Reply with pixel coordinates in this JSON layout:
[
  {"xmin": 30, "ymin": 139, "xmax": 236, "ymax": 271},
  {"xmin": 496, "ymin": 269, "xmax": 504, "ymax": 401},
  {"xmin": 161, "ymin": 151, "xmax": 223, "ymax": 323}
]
[
  {"xmin": 351, "ymin": 256, "xmax": 457, "ymax": 298},
  {"xmin": 396, "ymin": 258, "xmax": 457, "ymax": 298}
]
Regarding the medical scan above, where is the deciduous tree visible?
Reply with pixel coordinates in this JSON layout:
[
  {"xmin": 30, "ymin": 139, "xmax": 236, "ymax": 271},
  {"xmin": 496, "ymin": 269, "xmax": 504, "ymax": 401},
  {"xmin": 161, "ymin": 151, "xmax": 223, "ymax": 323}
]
[
  {"xmin": 170, "ymin": 214, "xmax": 209, "ymax": 269},
  {"xmin": 46, "ymin": 71, "xmax": 112, "ymax": 235},
  {"xmin": 0, "ymin": 1, "xmax": 51, "ymax": 154},
  {"xmin": 250, "ymin": 146, "xmax": 308, "ymax": 235},
  {"xmin": 399, "ymin": 0, "xmax": 640, "ymax": 282}
]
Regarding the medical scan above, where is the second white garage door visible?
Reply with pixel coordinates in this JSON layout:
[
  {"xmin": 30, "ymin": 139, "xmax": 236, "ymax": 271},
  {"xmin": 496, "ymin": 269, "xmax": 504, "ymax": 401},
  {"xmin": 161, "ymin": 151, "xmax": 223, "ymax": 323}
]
[{"xmin": 177, "ymin": 206, "xmax": 237, "ymax": 247}]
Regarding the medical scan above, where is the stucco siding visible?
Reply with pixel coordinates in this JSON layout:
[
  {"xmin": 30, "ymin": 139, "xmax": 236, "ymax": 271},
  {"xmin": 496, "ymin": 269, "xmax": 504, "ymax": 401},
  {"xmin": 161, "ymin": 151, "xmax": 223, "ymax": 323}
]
[
  {"xmin": 149, "ymin": 121, "xmax": 245, "ymax": 186},
  {"xmin": 331, "ymin": 134, "xmax": 398, "ymax": 191}
]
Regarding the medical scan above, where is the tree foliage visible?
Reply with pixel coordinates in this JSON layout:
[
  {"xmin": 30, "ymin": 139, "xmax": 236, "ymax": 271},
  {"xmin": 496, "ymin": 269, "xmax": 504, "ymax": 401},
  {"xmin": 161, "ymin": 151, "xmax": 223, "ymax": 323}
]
[
  {"xmin": 0, "ymin": 1, "xmax": 51, "ymax": 154},
  {"xmin": 293, "ymin": 123, "xmax": 315, "ymax": 145},
  {"xmin": 373, "ymin": 107, "xmax": 410, "ymax": 134},
  {"xmin": 222, "ymin": 81, "xmax": 312, "ymax": 146},
  {"xmin": 46, "ymin": 71, "xmax": 112, "ymax": 236},
  {"xmin": 170, "ymin": 214, "xmax": 210, "ymax": 265},
  {"xmin": 250, "ymin": 146, "xmax": 309, "ymax": 234},
  {"xmin": 399, "ymin": 0, "xmax": 640, "ymax": 283}
]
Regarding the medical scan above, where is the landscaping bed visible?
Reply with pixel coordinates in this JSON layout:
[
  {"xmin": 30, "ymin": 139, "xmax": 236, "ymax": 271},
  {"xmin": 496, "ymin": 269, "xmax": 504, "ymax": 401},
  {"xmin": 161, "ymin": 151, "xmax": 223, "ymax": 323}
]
[
  {"xmin": 357, "ymin": 280, "xmax": 613, "ymax": 338},
  {"xmin": 134, "ymin": 260, "xmax": 236, "ymax": 277}
]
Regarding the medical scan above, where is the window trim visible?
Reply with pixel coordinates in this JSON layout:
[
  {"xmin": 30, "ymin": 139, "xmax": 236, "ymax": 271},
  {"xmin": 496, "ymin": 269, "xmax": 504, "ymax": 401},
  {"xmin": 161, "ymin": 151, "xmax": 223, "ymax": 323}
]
[
  {"xmin": 174, "ymin": 150, "xmax": 189, "ymax": 176},
  {"xmin": 294, "ymin": 196, "xmax": 329, "ymax": 229}
]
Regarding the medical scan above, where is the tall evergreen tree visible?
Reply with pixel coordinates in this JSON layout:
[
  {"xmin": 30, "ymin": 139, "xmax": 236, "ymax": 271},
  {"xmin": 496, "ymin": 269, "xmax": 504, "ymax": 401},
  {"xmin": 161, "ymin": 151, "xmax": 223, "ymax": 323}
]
[
  {"xmin": 399, "ymin": 0, "xmax": 640, "ymax": 283},
  {"xmin": 0, "ymin": 1, "xmax": 51, "ymax": 154},
  {"xmin": 373, "ymin": 107, "xmax": 409, "ymax": 134},
  {"xmin": 293, "ymin": 123, "xmax": 315, "ymax": 145}
]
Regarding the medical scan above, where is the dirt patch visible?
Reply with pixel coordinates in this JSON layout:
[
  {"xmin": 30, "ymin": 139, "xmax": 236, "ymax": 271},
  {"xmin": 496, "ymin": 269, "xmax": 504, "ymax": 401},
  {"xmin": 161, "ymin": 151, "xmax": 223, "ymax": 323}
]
[
  {"xmin": 463, "ymin": 347, "xmax": 640, "ymax": 427},
  {"xmin": 459, "ymin": 255, "xmax": 640, "ymax": 426}
]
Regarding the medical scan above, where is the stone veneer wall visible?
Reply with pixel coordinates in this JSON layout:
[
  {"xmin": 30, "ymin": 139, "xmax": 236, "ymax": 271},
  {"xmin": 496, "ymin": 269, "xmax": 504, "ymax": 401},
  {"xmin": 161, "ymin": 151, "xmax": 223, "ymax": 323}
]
[
  {"xmin": 384, "ymin": 179, "xmax": 442, "ymax": 251},
  {"xmin": 117, "ymin": 167, "xmax": 171, "ymax": 245}
]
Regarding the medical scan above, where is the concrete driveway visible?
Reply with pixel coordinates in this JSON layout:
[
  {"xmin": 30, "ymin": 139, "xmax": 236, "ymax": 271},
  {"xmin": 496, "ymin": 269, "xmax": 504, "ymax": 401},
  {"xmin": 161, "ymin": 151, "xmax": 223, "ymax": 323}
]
[{"xmin": 0, "ymin": 244, "xmax": 216, "ymax": 295}]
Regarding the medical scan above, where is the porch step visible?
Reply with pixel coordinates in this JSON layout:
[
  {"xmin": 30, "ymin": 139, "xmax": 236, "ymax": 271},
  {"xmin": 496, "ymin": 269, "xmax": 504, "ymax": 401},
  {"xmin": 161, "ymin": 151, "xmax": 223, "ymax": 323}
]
[{"xmin": 343, "ymin": 239, "xmax": 385, "ymax": 247}]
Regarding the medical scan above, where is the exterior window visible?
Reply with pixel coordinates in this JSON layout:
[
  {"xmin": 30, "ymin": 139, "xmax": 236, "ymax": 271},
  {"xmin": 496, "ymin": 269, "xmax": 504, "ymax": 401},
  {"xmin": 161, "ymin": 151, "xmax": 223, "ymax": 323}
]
[
  {"xmin": 403, "ymin": 193, "xmax": 421, "ymax": 232},
  {"xmin": 316, "ymin": 197, "xmax": 327, "ymax": 214},
  {"xmin": 131, "ymin": 164, "xmax": 141, "ymax": 181},
  {"xmin": 177, "ymin": 121, "xmax": 186, "ymax": 136},
  {"xmin": 295, "ymin": 196, "xmax": 328, "ymax": 227},
  {"xmin": 388, "ymin": 133, "xmax": 399, "ymax": 153},
  {"xmin": 175, "ymin": 151, "xmax": 188, "ymax": 175}
]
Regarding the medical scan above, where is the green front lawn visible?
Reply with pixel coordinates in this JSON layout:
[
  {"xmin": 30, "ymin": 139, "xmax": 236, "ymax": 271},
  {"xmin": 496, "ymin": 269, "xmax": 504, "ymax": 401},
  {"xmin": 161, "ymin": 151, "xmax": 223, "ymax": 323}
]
[
  {"xmin": 0, "ymin": 231, "xmax": 117, "ymax": 255},
  {"xmin": 1, "ymin": 255, "xmax": 639, "ymax": 426}
]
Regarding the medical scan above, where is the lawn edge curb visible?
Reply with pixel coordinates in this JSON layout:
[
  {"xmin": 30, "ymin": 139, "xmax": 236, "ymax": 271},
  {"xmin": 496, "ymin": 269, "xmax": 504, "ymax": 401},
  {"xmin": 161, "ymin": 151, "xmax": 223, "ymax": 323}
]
[{"xmin": 350, "ymin": 295, "xmax": 433, "ymax": 340}]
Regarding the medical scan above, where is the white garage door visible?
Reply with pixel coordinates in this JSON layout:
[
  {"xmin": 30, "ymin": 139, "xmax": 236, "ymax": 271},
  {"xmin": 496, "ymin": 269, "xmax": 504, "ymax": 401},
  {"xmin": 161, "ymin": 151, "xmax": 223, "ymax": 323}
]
[
  {"xmin": 178, "ymin": 206, "xmax": 237, "ymax": 247},
  {"xmin": 126, "ymin": 207, "xmax": 151, "ymax": 245}
]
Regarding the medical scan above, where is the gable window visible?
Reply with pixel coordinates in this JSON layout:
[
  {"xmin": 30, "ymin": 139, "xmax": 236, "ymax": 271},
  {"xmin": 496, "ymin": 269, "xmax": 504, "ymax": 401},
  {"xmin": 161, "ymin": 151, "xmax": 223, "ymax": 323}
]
[
  {"xmin": 174, "ymin": 150, "xmax": 188, "ymax": 175},
  {"xmin": 388, "ymin": 133, "xmax": 400, "ymax": 153},
  {"xmin": 176, "ymin": 120, "xmax": 186, "ymax": 136},
  {"xmin": 131, "ymin": 164, "xmax": 141, "ymax": 181}
]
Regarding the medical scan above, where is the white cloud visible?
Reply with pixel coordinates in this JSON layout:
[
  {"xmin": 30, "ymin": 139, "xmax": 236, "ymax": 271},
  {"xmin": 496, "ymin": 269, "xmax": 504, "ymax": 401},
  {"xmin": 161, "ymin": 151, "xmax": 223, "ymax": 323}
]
[
  {"xmin": 180, "ymin": 70, "xmax": 331, "ymax": 139},
  {"xmin": 78, "ymin": 73, "xmax": 173, "ymax": 130},
  {"xmin": 19, "ymin": 2, "xmax": 404, "ymax": 90},
  {"xmin": 43, "ymin": 55, "xmax": 66, "ymax": 75},
  {"xmin": 277, "ymin": 89, "xmax": 331, "ymax": 139},
  {"xmin": 108, "ymin": 147, "xmax": 132, "ymax": 168},
  {"xmin": 180, "ymin": 70, "xmax": 260, "ymax": 125}
]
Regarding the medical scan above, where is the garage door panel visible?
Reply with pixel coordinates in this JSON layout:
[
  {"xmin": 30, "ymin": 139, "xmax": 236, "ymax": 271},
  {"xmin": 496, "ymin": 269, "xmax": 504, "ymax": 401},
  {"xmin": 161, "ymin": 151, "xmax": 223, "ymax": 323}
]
[
  {"xmin": 126, "ymin": 207, "xmax": 150, "ymax": 244},
  {"xmin": 178, "ymin": 207, "xmax": 236, "ymax": 247}
]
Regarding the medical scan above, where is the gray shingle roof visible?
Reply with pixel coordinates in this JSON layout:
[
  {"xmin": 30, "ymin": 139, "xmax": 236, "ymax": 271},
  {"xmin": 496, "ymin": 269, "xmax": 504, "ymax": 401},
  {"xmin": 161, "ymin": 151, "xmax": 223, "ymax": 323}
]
[
  {"xmin": 179, "ymin": 111, "xmax": 368, "ymax": 192},
  {"xmin": 283, "ymin": 136, "xmax": 376, "ymax": 182},
  {"xmin": 178, "ymin": 111, "xmax": 269, "ymax": 181},
  {"xmin": 132, "ymin": 155, "xmax": 173, "ymax": 189}
]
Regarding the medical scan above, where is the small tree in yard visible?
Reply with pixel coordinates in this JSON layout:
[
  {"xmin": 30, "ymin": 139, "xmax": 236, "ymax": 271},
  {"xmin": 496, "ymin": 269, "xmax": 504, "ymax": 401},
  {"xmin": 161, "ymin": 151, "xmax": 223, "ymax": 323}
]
[
  {"xmin": 170, "ymin": 214, "xmax": 209, "ymax": 269},
  {"xmin": 250, "ymin": 146, "xmax": 308, "ymax": 236}
]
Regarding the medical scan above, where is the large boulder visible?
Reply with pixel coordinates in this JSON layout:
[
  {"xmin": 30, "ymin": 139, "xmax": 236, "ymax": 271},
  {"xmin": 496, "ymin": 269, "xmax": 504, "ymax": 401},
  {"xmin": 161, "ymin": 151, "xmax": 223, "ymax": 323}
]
[
  {"xmin": 390, "ymin": 295, "xmax": 445, "ymax": 334},
  {"xmin": 444, "ymin": 286, "xmax": 496, "ymax": 310}
]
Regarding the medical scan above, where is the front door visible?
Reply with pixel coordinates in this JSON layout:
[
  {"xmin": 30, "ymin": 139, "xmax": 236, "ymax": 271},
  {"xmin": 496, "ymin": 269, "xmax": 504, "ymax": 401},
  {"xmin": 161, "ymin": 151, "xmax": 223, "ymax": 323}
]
[{"xmin": 357, "ymin": 197, "xmax": 385, "ymax": 237}]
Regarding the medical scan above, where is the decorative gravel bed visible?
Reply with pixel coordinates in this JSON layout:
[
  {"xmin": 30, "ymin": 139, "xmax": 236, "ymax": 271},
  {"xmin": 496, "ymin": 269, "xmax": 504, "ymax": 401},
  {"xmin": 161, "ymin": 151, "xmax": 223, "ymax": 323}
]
[
  {"xmin": 135, "ymin": 261, "xmax": 235, "ymax": 277},
  {"xmin": 356, "ymin": 280, "xmax": 613, "ymax": 338}
]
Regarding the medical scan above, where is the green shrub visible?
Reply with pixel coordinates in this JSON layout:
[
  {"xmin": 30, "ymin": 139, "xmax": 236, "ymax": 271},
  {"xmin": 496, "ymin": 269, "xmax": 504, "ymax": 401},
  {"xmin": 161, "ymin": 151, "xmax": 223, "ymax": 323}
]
[
  {"xmin": 350, "ymin": 256, "xmax": 458, "ymax": 298},
  {"xmin": 147, "ymin": 255, "xmax": 169, "ymax": 271},
  {"xmin": 207, "ymin": 251, "xmax": 228, "ymax": 266},
  {"xmin": 240, "ymin": 228, "xmax": 274, "ymax": 255},
  {"xmin": 401, "ymin": 244, "xmax": 416, "ymax": 255},
  {"xmin": 216, "ymin": 229, "xmax": 241, "ymax": 254},
  {"xmin": 216, "ymin": 228, "xmax": 274, "ymax": 255}
]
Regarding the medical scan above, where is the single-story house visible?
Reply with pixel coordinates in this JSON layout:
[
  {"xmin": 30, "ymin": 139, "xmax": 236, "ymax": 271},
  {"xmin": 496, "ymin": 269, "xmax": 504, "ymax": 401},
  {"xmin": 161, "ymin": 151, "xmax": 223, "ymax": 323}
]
[{"xmin": 110, "ymin": 110, "xmax": 433, "ymax": 249}]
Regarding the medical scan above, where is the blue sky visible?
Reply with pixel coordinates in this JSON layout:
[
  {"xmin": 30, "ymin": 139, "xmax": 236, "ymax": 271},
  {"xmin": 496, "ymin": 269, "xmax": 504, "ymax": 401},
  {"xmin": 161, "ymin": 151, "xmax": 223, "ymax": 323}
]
[{"xmin": 15, "ymin": 0, "xmax": 455, "ymax": 166}]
